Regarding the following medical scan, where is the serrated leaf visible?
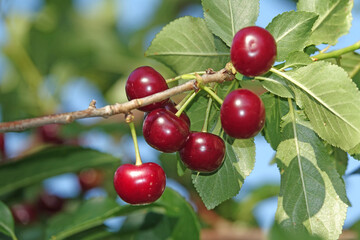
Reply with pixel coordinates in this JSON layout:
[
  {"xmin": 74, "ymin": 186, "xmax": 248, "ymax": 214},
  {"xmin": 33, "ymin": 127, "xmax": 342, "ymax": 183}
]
[
  {"xmin": 0, "ymin": 146, "xmax": 119, "ymax": 196},
  {"xmin": 192, "ymin": 137, "xmax": 255, "ymax": 209},
  {"xmin": 202, "ymin": 0, "xmax": 259, "ymax": 47},
  {"xmin": 145, "ymin": 17, "xmax": 229, "ymax": 74},
  {"xmin": 283, "ymin": 51, "xmax": 313, "ymax": 70},
  {"xmin": 261, "ymin": 93, "xmax": 289, "ymax": 150},
  {"xmin": 0, "ymin": 201, "xmax": 17, "ymax": 240},
  {"xmin": 273, "ymin": 62, "xmax": 360, "ymax": 151},
  {"xmin": 327, "ymin": 52, "xmax": 360, "ymax": 80},
  {"xmin": 297, "ymin": 0, "xmax": 353, "ymax": 45},
  {"xmin": 275, "ymin": 108, "xmax": 348, "ymax": 240},
  {"xmin": 266, "ymin": 11, "xmax": 318, "ymax": 61},
  {"xmin": 257, "ymin": 74, "xmax": 294, "ymax": 99}
]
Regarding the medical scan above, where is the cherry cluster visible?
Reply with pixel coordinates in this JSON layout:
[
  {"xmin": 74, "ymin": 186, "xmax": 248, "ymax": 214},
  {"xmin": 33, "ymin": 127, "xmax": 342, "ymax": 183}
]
[{"xmin": 113, "ymin": 26, "xmax": 276, "ymax": 205}]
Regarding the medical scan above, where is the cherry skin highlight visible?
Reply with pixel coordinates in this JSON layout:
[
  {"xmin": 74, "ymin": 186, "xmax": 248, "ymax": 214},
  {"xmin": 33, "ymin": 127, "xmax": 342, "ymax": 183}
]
[
  {"xmin": 179, "ymin": 132, "xmax": 225, "ymax": 173},
  {"xmin": 220, "ymin": 89, "xmax": 265, "ymax": 139},
  {"xmin": 113, "ymin": 163, "xmax": 166, "ymax": 205},
  {"xmin": 125, "ymin": 66, "xmax": 169, "ymax": 112},
  {"xmin": 231, "ymin": 26, "xmax": 276, "ymax": 77},
  {"xmin": 143, "ymin": 108, "xmax": 190, "ymax": 153}
]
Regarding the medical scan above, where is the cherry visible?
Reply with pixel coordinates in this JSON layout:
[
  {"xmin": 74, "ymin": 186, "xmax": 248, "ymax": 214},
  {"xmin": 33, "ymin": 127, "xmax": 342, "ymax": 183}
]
[
  {"xmin": 11, "ymin": 203, "xmax": 37, "ymax": 225},
  {"xmin": 37, "ymin": 191, "xmax": 65, "ymax": 214},
  {"xmin": 231, "ymin": 26, "xmax": 276, "ymax": 77},
  {"xmin": 113, "ymin": 162, "xmax": 166, "ymax": 205},
  {"xmin": 38, "ymin": 124, "xmax": 64, "ymax": 144},
  {"xmin": 220, "ymin": 89, "xmax": 265, "ymax": 139},
  {"xmin": 125, "ymin": 66, "xmax": 169, "ymax": 112},
  {"xmin": 163, "ymin": 101, "xmax": 191, "ymax": 127},
  {"xmin": 143, "ymin": 108, "xmax": 190, "ymax": 153},
  {"xmin": 78, "ymin": 168, "xmax": 104, "ymax": 191},
  {"xmin": 0, "ymin": 133, "xmax": 5, "ymax": 160},
  {"xmin": 179, "ymin": 132, "xmax": 225, "ymax": 173}
]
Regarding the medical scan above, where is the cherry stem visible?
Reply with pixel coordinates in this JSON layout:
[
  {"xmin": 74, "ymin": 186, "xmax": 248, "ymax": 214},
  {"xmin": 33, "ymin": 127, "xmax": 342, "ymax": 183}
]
[
  {"xmin": 126, "ymin": 115, "xmax": 142, "ymax": 166},
  {"xmin": 176, "ymin": 90, "xmax": 194, "ymax": 110},
  {"xmin": 312, "ymin": 40, "xmax": 360, "ymax": 61},
  {"xmin": 175, "ymin": 90, "xmax": 198, "ymax": 117},
  {"xmin": 201, "ymin": 85, "xmax": 224, "ymax": 105},
  {"xmin": 166, "ymin": 71, "xmax": 206, "ymax": 84},
  {"xmin": 201, "ymin": 97, "xmax": 213, "ymax": 133}
]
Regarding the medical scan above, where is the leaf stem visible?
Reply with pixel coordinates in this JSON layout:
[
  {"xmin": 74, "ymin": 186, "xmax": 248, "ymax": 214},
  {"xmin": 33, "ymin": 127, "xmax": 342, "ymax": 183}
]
[
  {"xmin": 166, "ymin": 71, "xmax": 206, "ymax": 84},
  {"xmin": 201, "ymin": 85, "xmax": 224, "ymax": 105},
  {"xmin": 312, "ymin": 40, "xmax": 360, "ymax": 61},
  {"xmin": 126, "ymin": 115, "xmax": 142, "ymax": 166},
  {"xmin": 201, "ymin": 97, "xmax": 213, "ymax": 133},
  {"xmin": 175, "ymin": 90, "xmax": 198, "ymax": 117}
]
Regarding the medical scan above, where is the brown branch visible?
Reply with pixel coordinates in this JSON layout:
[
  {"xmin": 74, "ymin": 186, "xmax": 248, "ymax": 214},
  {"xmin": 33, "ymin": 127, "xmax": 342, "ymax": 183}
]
[{"xmin": 0, "ymin": 68, "xmax": 235, "ymax": 133}]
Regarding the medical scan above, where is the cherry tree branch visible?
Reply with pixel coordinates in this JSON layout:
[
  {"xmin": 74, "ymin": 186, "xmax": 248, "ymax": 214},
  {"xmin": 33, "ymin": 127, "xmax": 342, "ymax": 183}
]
[{"xmin": 0, "ymin": 68, "xmax": 235, "ymax": 133}]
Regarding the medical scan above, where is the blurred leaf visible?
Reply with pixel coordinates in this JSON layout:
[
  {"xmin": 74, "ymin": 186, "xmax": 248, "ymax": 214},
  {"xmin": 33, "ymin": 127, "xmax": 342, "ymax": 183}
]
[
  {"xmin": 46, "ymin": 197, "xmax": 149, "ymax": 240},
  {"xmin": 202, "ymin": 0, "xmax": 259, "ymax": 47},
  {"xmin": 269, "ymin": 221, "xmax": 322, "ymax": 240},
  {"xmin": 146, "ymin": 16, "xmax": 229, "ymax": 74},
  {"xmin": 119, "ymin": 188, "xmax": 200, "ymax": 240},
  {"xmin": 0, "ymin": 201, "xmax": 17, "ymax": 240},
  {"xmin": 266, "ymin": 11, "xmax": 318, "ymax": 61},
  {"xmin": 193, "ymin": 137, "xmax": 255, "ymax": 209},
  {"xmin": 275, "ymin": 108, "xmax": 348, "ymax": 240},
  {"xmin": 297, "ymin": 0, "xmax": 353, "ymax": 45},
  {"xmin": 0, "ymin": 146, "xmax": 119, "ymax": 196}
]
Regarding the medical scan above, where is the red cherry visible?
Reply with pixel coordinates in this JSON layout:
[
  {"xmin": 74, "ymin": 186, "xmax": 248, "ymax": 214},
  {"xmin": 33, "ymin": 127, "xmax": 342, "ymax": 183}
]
[
  {"xmin": 78, "ymin": 168, "xmax": 104, "ymax": 191},
  {"xmin": 125, "ymin": 66, "xmax": 169, "ymax": 112},
  {"xmin": 37, "ymin": 192, "xmax": 65, "ymax": 214},
  {"xmin": 11, "ymin": 203, "xmax": 37, "ymax": 225},
  {"xmin": 0, "ymin": 133, "xmax": 5, "ymax": 160},
  {"xmin": 113, "ymin": 163, "xmax": 166, "ymax": 205},
  {"xmin": 163, "ymin": 101, "xmax": 191, "ymax": 127},
  {"xmin": 220, "ymin": 89, "xmax": 265, "ymax": 139},
  {"xmin": 143, "ymin": 108, "xmax": 190, "ymax": 153},
  {"xmin": 179, "ymin": 132, "xmax": 225, "ymax": 173},
  {"xmin": 38, "ymin": 124, "xmax": 64, "ymax": 144},
  {"xmin": 231, "ymin": 26, "xmax": 276, "ymax": 77}
]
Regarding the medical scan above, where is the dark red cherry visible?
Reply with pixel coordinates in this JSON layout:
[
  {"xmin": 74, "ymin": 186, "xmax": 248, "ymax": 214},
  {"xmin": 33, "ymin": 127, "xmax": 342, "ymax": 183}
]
[
  {"xmin": 0, "ymin": 133, "xmax": 5, "ymax": 160},
  {"xmin": 113, "ymin": 163, "xmax": 166, "ymax": 205},
  {"xmin": 163, "ymin": 101, "xmax": 191, "ymax": 127},
  {"xmin": 179, "ymin": 132, "xmax": 225, "ymax": 173},
  {"xmin": 78, "ymin": 168, "xmax": 104, "ymax": 191},
  {"xmin": 11, "ymin": 203, "xmax": 37, "ymax": 225},
  {"xmin": 231, "ymin": 26, "xmax": 276, "ymax": 77},
  {"xmin": 37, "ymin": 191, "xmax": 65, "ymax": 214},
  {"xmin": 220, "ymin": 89, "xmax": 265, "ymax": 139},
  {"xmin": 38, "ymin": 124, "xmax": 64, "ymax": 144},
  {"xmin": 125, "ymin": 66, "xmax": 169, "ymax": 112},
  {"xmin": 143, "ymin": 108, "xmax": 190, "ymax": 153}
]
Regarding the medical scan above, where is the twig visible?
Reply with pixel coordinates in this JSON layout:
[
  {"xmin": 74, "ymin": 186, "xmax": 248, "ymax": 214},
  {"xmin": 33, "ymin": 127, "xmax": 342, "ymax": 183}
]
[{"xmin": 0, "ymin": 68, "xmax": 235, "ymax": 132}]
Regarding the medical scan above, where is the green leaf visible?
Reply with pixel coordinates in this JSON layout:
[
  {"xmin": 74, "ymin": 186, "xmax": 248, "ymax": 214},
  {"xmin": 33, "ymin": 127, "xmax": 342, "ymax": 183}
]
[
  {"xmin": 283, "ymin": 51, "xmax": 313, "ymax": 70},
  {"xmin": 261, "ymin": 93, "xmax": 289, "ymax": 150},
  {"xmin": 266, "ymin": 11, "xmax": 318, "ymax": 61},
  {"xmin": 0, "ymin": 146, "xmax": 119, "ymax": 196},
  {"xmin": 270, "ymin": 221, "xmax": 322, "ymax": 240},
  {"xmin": 272, "ymin": 62, "xmax": 360, "ymax": 151},
  {"xmin": 46, "ymin": 197, "xmax": 148, "ymax": 240},
  {"xmin": 145, "ymin": 16, "xmax": 229, "ymax": 74},
  {"xmin": 297, "ymin": 0, "xmax": 353, "ymax": 45},
  {"xmin": 202, "ymin": 0, "xmax": 259, "ymax": 47},
  {"xmin": 275, "ymin": 107, "xmax": 348, "ymax": 240},
  {"xmin": 257, "ymin": 74, "xmax": 294, "ymax": 99},
  {"xmin": 327, "ymin": 52, "xmax": 360, "ymax": 81},
  {"xmin": 192, "ymin": 137, "xmax": 255, "ymax": 209},
  {"xmin": 0, "ymin": 201, "xmax": 17, "ymax": 240}
]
